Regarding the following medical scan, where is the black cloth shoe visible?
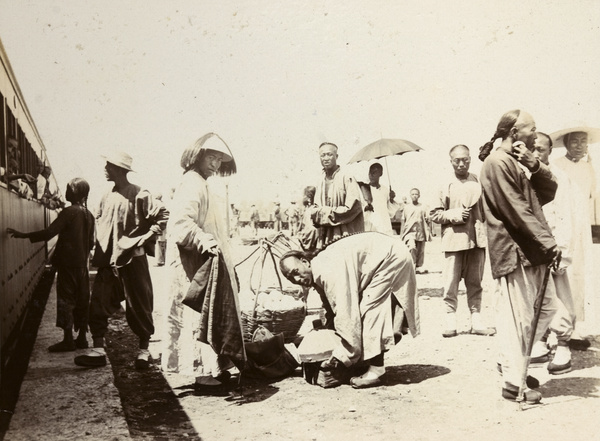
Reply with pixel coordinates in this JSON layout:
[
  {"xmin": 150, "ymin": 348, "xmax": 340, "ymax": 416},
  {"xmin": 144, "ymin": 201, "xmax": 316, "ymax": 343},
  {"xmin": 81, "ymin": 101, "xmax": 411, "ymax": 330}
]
[
  {"xmin": 502, "ymin": 386, "xmax": 542, "ymax": 404},
  {"xmin": 568, "ymin": 339, "xmax": 591, "ymax": 351},
  {"xmin": 134, "ymin": 350, "xmax": 151, "ymax": 370},
  {"xmin": 530, "ymin": 353, "xmax": 550, "ymax": 364},
  {"xmin": 442, "ymin": 330, "xmax": 457, "ymax": 338},
  {"xmin": 75, "ymin": 336, "xmax": 89, "ymax": 349},
  {"xmin": 74, "ymin": 352, "xmax": 107, "ymax": 367},
  {"xmin": 48, "ymin": 340, "xmax": 76, "ymax": 352},
  {"xmin": 548, "ymin": 359, "xmax": 572, "ymax": 375}
]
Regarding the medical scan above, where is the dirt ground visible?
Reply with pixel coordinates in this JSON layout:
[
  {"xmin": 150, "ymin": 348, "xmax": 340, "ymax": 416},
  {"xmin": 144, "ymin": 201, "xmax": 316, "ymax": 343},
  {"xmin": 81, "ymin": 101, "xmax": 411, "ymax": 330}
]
[{"xmin": 106, "ymin": 233, "xmax": 600, "ymax": 441}]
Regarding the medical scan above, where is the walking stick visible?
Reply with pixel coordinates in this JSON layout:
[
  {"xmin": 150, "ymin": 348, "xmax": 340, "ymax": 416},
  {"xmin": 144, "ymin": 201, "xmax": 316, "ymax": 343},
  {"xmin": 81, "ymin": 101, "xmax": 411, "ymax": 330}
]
[{"xmin": 517, "ymin": 261, "xmax": 553, "ymax": 410}]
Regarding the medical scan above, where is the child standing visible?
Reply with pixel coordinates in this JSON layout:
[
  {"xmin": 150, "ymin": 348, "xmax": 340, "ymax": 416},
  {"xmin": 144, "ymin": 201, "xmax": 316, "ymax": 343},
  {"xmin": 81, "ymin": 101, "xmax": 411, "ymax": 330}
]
[{"xmin": 7, "ymin": 178, "xmax": 95, "ymax": 352}]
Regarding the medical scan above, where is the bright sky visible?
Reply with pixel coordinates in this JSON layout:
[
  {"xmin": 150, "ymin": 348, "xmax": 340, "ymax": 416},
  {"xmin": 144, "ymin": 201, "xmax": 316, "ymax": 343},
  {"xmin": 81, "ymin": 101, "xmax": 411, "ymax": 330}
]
[{"xmin": 1, "ymin": 1, "xmax": 599, "ymax": 211}]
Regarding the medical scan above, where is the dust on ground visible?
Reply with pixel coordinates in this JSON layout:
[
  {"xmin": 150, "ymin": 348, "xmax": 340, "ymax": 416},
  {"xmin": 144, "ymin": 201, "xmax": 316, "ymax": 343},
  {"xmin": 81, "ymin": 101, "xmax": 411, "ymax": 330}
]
[{"xmin": 106, "ymin": 236, "xmax": 600, "ymax": 441}]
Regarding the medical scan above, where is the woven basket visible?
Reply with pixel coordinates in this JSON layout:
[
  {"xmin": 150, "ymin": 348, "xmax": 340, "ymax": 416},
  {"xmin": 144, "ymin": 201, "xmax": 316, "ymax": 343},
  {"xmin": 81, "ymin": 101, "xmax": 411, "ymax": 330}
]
[
  {"xmin": 236, "ymin": 234, "xmax": 307, "ymax": 343},
  {"xmin": 241, "ymin": 288, "xmax": 306, "ymax": 343}
]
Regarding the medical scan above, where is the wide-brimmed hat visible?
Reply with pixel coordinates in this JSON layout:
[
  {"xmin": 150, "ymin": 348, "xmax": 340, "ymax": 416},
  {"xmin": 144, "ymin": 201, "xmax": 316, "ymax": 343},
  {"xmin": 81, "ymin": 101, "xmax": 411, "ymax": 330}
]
[
  {"xmin": 202, "ymin": 134, "xmax": 234, "ymax": 162},
  {"xmin": 549, "ymin": 126, "xmax": 600, "ymax": 148},
  {"xmin": 102, "ymin": 151, "xmax": 134, "ymax": 171}
]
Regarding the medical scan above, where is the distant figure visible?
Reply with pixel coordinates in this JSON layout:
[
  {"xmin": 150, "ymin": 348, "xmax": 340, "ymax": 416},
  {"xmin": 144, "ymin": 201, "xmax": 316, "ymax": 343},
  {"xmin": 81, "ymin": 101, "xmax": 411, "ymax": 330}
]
[
  {"xmin": 305, "ymin": 142, "xmax": 364, "ymax": 250},
  {"xmin": 230, "ymin": 204, "xmax": 240, "ymax": 237},
  {"xmin": 551, "ymin": 129, "xmax": 596, "ymax": 340},
  {"xmin": 358, "ymin": 162, "xmax": 394, "ymax": 235},
  {"xmin": 250, "ymin": 204, "xmax": 260, "ymax": 236},
  {"xmin": 273, "ymin": 202, "xmax": 282, "ymax": 231},
  {"xmin": 401, "ymin": 188, "xmax": 431, "ymax": 274},
  {"xmin": 280, "ymin": 233, "xmax": 419, "ymax": 389},
  {"xmin": 154, "ymin": 193, "xmax": 167, "ymax": 267},
  {"xmin": 285, "ymin": 201, "xmax": 300, "ymax": 236},
  {"xmin": 431, "ymin": 145, "xmax": 493, "ymax": 338},
  {"xmin": 7, "ymin": 178, "xmax": 95, "ymax": 352},
  {"xmin": 389, "ymin": 190, "xmax": 404, "ymax": 235},
  {"xmin": 74, "ymin": 151, "xmax": 168, "ymax": 370},
  {"xmin": 299, "ymin": 186, "xmax": 318, "ymax": 249}
]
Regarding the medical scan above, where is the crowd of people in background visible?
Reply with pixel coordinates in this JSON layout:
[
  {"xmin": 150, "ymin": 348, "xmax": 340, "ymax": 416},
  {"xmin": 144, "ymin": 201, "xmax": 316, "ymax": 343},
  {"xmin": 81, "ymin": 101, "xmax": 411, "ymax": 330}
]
[{"xmin": 5, "ymin": 110, "xmax": 599, "ymax": 403}]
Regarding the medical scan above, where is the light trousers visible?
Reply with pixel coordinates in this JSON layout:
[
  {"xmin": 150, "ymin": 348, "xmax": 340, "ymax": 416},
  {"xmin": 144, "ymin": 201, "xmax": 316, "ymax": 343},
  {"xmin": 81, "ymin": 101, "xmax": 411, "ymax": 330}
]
[
  {"xmin": 442, "ymin": 247, "xmax": 485, "ymax": 314},
  {"xmin": 496, "ymin": 263, "xmax": 558, "ymax": 387}
]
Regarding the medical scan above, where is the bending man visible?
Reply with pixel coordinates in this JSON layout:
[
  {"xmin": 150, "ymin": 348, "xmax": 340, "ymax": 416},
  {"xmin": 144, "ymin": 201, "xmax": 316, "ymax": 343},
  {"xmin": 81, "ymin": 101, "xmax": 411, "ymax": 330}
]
[{"xmin": 280, "ymin": 232, "xmax": 419, "ymax": 389}]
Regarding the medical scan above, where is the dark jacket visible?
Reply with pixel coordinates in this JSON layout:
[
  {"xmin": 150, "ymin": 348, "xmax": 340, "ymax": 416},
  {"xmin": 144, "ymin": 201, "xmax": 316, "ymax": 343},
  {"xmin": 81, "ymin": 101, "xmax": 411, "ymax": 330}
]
[
  {"xmin": 184, "ymin": 253, "xmax": 245, "ymax": 369},
  {"xmin": 479, "ymin": 149, "xmax": 557, "ymax": 279},
  {"xmin": 28, "ymin": 205, "xmax": 94, "ymax": 267}
]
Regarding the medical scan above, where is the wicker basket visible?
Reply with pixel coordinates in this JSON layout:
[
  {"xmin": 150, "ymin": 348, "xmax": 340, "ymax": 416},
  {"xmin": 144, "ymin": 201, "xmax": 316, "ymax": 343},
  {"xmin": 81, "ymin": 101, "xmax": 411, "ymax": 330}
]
[
  {"xmin": 236, "ymin": 234, "xmax": 307, "ymax": 343},
  {"xmin": 241, "ymin": 289, "xmax": 306, "ymax": 343}
]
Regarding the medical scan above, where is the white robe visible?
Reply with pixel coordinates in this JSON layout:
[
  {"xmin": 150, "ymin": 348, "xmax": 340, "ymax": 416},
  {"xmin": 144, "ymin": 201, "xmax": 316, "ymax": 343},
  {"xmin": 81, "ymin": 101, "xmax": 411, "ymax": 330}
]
[
  {"xmin": 161, "ymin": 171, "xmax": 238, "ymax": 376},
  {"xmin": 552, "ymin": 156, "xmax": 596, "ymax": 333},
  {"xmin": 311, "ymin": 232, "xmax": 419, "ymax": 366}
]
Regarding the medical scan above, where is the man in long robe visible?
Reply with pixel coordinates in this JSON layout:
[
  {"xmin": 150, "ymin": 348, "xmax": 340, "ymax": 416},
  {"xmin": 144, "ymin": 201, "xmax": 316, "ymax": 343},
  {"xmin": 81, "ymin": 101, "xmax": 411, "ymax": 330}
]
[
  {"xmin": 551, "ymin": 129, "xmax": 597, "ymax": 339},
  {"xmin": 533, "ymin": 133, "xmax": 577, "ymax": 374},
  {"xmin": 358, "ymin": 162, "xmax": 395, "ymax": 235},
  {"xmin": 280, "ymin": 232, "xmax": 419, "ymax": 389},
  {"xmin": 305, "ymin": 142, "xmax": 364, "ymax": 250}
]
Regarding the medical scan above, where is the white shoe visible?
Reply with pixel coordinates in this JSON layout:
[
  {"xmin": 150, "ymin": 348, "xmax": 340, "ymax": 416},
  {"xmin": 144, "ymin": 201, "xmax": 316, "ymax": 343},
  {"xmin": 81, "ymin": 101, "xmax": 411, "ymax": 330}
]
[
  {"xmin": 551, "ymin": 344, "xmax": 572, "ymax": 366},
  {"xmin": 470, "ymin": 312, "xmax": 496, "ymax": 336},
  {"xmin": 442, "ymin": 312, "xmax": 457, "ymax": 337},
  {"xmin": 530, "ymin": 340, "xmax": 550, "ymax": 363}
]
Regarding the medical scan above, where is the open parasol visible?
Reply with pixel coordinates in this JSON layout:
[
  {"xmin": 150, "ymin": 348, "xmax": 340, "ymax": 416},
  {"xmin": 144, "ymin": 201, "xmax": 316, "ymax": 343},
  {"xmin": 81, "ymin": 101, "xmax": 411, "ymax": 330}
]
[
  {"xmin": 347, "ymin": 138, "xmax": 423, "ymax": 164},
  {"xmin": 347, "ymin": 138, "xmax": 423, "ymax": 187}
]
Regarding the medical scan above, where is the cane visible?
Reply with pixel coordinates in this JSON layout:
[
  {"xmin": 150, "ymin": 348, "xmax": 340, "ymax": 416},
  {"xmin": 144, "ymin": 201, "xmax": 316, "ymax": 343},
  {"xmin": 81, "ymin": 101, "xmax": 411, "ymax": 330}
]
[{"xmin": 516, "ymin": 261, "xmax": 553, "ymax": 410}]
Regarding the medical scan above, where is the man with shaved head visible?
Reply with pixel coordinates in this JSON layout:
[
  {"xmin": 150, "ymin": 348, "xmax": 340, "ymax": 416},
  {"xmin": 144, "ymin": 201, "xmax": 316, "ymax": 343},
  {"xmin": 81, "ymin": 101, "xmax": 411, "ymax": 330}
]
[
  {"xmin": 479, "ymin": 110, "xmax": 560, "ymax": 405},
  {"xmin": 304, "ymin": 142, "xmax": 364, "ymax": 250},
  {"xmin": 431, "ymin": 145, "xmax": 493, "ymax": 338}
]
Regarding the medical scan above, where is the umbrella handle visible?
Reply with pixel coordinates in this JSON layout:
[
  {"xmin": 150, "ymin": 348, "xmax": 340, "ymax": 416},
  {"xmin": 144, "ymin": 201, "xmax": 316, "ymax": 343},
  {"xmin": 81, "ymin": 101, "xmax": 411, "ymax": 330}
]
[{"xmin": 384, "ymin": 157, "xmax": 392, "ymax": 188}]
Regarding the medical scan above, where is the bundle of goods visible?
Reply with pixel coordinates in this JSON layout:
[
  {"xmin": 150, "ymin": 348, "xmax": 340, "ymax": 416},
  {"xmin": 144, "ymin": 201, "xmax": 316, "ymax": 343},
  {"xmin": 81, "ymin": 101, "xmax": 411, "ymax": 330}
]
[{"xmin": 236, "ymin": 233, "xmax": 308, "ymax": 343}]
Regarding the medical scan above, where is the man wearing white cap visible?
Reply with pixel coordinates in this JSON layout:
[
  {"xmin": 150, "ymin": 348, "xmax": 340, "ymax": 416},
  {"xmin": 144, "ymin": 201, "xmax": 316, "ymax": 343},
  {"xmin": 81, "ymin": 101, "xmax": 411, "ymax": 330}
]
[
  {"xmin": 551, "ymin": 128, "xmax": 598, "ymax": 341},
  {"xmin": 75, "ymin": 151, "xmax": 169, "ymax": 369}
]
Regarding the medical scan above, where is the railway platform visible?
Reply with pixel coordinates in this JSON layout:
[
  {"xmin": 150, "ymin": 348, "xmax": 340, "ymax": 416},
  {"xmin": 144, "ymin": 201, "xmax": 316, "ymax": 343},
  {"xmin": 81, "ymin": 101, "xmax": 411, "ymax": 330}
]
[{"xmin": 3, "ymin": 273, "xmax": 131, "ymax": 441}]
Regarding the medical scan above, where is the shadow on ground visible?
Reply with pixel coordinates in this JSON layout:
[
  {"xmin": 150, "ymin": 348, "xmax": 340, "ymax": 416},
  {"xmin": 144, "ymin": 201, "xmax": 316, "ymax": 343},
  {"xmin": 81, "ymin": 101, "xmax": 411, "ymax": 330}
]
[
  {"xmin": 172, "ymin": 376, "xmax": 281, "ymax": 405},
  {"xmin": 538, "ymin": 377, "xmax": 600, "ymax": 399},
  {"xmin": 385, "ymin": 364, "xmax": 451, "ymax": 386},
  {"xmin": 106, "ymin": 309, "xmax": 202, "ymax": 441}
]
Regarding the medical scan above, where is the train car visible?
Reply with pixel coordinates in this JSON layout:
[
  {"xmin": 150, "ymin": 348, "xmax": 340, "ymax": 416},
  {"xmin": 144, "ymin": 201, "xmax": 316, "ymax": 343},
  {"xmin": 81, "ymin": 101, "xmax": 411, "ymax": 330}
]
[{"xmin": 0, "ymin": 39, "xmax": 61, "ymax": 366}]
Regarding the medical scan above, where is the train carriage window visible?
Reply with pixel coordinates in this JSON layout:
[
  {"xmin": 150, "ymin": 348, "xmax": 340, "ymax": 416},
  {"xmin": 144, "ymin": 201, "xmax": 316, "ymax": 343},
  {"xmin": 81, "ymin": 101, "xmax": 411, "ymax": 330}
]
[{"xmin": 0, "ymin": 92, "xmax": 5, "ymax": 172}]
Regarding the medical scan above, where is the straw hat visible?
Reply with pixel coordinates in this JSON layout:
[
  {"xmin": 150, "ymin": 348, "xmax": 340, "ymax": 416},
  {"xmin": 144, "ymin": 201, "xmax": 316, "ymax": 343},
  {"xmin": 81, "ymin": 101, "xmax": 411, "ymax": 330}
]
[
  {"xmin": 102, "ymin": 151, "xmax": 134, "ymax": 171},
  {"xmin": 549, "ymin": 126, "xmax": 600, "ymax": 148},
  {"xmin": 202, "ymin": 134, "xmax": 234, "ymax": 162}
]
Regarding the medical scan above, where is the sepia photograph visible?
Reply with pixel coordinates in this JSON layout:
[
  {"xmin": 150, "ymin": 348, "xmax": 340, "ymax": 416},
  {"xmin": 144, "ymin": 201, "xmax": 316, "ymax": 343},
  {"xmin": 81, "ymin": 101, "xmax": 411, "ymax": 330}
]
[{"xmin": 0, "ymin": 1, "xmax": 599, "ymax": 440}]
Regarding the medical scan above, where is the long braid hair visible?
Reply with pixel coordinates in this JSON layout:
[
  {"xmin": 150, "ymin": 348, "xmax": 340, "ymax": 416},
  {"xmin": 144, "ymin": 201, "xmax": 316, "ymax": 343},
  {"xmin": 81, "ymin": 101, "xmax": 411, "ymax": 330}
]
[{"xmin": 478, "ymin": 109, "xmax": 521, "ymax": 161}]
